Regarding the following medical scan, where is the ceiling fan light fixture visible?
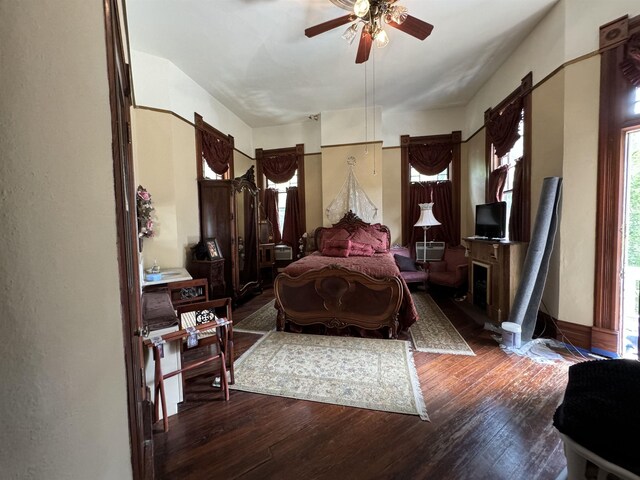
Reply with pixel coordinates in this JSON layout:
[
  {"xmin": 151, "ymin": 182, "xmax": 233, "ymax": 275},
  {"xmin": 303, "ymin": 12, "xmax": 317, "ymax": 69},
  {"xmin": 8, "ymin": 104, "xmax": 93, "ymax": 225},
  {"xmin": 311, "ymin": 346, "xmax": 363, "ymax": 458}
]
[
  {"xmin": 341, "ymin": 23, "xmax": 359, "ymax": 44},
  {"xmin": 374, "ymin": 28, "xmax": 389, "ymax": 48},
  {"xmin": 390, "ymin": 5, "xmax": 408, "ymax": 24},
  {"xmin": 353, "ymin": 0, "xmax": 370, "ymax": 18}
]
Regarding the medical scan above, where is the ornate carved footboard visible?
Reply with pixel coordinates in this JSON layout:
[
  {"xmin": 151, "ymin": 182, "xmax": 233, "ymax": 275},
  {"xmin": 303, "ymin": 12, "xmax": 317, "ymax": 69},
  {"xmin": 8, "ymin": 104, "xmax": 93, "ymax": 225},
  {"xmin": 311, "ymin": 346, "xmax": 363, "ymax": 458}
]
[{"xmin": 274, "ymin": 264, "xmax": 403, "ymax": 339}]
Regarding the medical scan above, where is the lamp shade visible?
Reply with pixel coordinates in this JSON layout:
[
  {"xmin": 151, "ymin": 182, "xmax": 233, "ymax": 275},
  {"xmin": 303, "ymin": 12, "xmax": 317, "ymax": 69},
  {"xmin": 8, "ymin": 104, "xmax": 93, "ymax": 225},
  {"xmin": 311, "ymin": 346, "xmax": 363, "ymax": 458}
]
[{"xmin": 414, "ymin": 203, "xmax": 441, "ymax": 227}]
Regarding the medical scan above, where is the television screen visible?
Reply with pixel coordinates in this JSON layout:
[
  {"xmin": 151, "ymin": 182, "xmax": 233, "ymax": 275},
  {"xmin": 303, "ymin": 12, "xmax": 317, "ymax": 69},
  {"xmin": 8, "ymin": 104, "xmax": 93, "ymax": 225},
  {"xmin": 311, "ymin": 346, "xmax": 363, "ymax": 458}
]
[{"xmin": 475, "ymin": 202, "xmax": 507, "ymax": 239}]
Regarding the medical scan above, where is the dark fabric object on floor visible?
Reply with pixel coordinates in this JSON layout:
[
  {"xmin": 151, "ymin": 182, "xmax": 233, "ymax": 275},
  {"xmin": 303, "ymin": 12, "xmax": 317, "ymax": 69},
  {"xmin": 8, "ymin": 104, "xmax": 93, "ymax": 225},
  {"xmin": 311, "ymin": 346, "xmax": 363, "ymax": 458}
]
[{"xmin": 553, "ymin": 359, "xmax": 640, "ymax": 475}]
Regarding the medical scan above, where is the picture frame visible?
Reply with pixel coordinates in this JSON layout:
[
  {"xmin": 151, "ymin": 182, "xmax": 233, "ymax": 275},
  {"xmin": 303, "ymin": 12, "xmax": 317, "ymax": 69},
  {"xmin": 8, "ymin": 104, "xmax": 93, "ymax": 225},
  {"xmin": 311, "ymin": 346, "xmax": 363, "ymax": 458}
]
[{"xmin": 205, "ymin": 238, "xmax": 222, "ymax": 260}]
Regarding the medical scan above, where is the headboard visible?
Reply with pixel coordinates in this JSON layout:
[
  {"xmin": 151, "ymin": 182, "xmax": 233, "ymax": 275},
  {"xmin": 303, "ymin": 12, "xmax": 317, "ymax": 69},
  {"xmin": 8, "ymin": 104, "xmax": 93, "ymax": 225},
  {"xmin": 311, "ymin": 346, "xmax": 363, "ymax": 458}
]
[{"xmin": 314, "ymin": 211, "xmax": 391, "ymax": 252}]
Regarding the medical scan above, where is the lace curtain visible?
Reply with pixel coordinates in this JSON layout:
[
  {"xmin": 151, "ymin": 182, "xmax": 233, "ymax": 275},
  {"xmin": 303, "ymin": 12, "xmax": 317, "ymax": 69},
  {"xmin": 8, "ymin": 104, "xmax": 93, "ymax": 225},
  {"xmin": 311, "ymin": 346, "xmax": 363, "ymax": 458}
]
[{"xmin": 325, "ymin": 158, "xmax": 378, "ymax": 224}]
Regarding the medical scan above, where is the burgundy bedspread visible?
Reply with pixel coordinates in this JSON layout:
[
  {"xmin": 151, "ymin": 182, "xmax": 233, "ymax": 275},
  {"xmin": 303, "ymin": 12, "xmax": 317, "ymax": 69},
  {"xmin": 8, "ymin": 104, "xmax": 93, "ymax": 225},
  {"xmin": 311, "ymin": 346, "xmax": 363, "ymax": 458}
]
[{"xmin": 283, "ymin": 252, "xmax": 418, "ymax": 331}]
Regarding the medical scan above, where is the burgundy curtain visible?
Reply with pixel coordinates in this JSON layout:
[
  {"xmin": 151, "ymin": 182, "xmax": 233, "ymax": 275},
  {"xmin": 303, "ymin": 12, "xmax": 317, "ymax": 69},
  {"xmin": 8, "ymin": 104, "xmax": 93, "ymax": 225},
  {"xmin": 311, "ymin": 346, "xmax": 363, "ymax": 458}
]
[
  {"xmin": 509, "ymin": 158, "xmax": 525, "ymax": 241},
  {"xmin": 243, "ymin": 191, "xmax": 258, "ymax": 282},
  {"xmin": 263, "ymin": 188, "xmax": 281, "ymax": 243},
  {"xmin": 487, "ymin": 164, "xmax": 510, "ymax": 203},
  {"xmin": 486, "ymin": 100, "xmax": 523, "ymax": 158},
  {"xmin": 408, "ymin": 142, "xmax": 453, "ymax": 176},
  {"xmin": 407, "ymin": 183, "xmax": 431, "ymax": 255},
  {"xmin": 431, "ymin": 181, "xmax": 457, "ymax": 246},
  {"xmin": 201, "ymin": 130, "xmax": 231, "ymax": 175},
  {"xmin": 282, "ymin": 187, "xmax": 302, "ymax": 248},
  {"xmin": 261, "ymin": 153, "xmax": 298, "ymax": 183}
]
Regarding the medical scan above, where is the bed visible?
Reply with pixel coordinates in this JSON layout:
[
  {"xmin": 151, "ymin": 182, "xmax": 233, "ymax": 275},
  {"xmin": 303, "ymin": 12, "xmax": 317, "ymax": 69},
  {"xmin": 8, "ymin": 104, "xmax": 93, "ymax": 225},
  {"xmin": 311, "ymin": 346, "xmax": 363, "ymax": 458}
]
[{"xmin": 273, "ymin": 211, "xmax": 418, "ymax": 339}]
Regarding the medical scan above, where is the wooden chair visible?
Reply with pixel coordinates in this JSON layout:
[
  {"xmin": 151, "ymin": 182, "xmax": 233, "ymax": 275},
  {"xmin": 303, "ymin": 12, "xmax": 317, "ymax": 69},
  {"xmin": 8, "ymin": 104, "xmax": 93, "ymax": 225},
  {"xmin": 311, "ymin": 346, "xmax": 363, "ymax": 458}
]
[
  {"xmin": 144, "ymin": 298, "xmax": 234, "ymax": 432},
  {"xmin": 176, "ymin": 298, "xmax": 235, "ymax": 386}
]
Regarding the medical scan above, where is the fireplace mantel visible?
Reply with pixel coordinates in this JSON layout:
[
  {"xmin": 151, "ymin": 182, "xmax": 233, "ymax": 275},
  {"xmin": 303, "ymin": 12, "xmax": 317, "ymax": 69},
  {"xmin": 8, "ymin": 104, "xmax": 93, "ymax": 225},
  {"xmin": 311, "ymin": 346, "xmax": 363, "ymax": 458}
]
[{"xmin": 462, "ymin": 237, "xmax": 528, "ymax": 324}]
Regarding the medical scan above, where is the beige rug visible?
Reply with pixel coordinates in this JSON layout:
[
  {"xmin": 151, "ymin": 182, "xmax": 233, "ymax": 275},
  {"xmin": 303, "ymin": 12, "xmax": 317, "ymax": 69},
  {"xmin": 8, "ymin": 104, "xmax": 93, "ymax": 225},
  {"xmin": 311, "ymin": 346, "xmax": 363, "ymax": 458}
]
[
  {"xmin": 234, "ymin": 294, "xmax": 474, "ymax": 356},
  {"xmin": 410, "ymin": 293, "xmax": 475, "ymax": 356},
  {"xmin": 230, "ymin": 331, "xmax": 429, "ymax": 420}
]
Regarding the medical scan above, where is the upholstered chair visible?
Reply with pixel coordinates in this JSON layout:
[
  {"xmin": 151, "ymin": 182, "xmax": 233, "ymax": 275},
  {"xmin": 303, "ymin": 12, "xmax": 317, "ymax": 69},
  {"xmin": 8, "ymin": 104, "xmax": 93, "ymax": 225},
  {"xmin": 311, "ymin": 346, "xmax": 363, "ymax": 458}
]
[{"xmin": 427, "ymin": 246, "xmax": 468, "ymax": 290}]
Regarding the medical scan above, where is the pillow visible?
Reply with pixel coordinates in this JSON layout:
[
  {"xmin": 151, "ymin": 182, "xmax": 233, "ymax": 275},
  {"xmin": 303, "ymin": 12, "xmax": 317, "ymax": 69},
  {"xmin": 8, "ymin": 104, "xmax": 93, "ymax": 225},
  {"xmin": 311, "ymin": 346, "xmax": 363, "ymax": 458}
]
[
  {"xmin": 394, "ymin": 253, "xmax": 418, "ymax": 272},
  {"xmin": 349, "ymin": 241, "xmax": 375, "ymax": 257},
  {"xmin": 350, "ymin": 226, "xmax": 388, "ymax": 253},
  {"xmin": 366, "ymin": 226, "xmax": 389, "ymax": 252},
  {"xmin": 322, "ymin": 239, "xmax": 350, "ymax": 257},
  {"xmin": 319, "ymin": 228, "xmax": 350, "ymax": 251}
]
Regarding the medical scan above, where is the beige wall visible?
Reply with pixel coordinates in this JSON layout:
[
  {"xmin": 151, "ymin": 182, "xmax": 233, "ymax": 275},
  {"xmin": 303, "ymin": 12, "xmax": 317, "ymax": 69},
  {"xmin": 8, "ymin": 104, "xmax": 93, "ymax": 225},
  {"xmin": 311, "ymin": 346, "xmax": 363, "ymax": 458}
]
[
  {"xmin": 321, "ymin": 143, "xmax": 384, "ymax": 228},
  {"xmin": 531, "ymin": 70, "xmax": 565, "ymax": 317},
  {"xmin": 0, "ymin": 1, "xmax": 132, "ymax": 478},
  {"xmin": 382, "ymin": 147, "xmax": 402, "ymax": 245},
  {"xmin": 557, "ymin": 57, "xmax": 601, "ymax": 326},
  {"xmin": 304, "ymin": 153, "xmax": 324, "ymax": 231},
  {"xmin": 461, "ymin": 130, "xmax": 487, "ymax": 238},
  {"xmin": 133, "ymin": 109, "xmax": 199, "ymax": 269}
]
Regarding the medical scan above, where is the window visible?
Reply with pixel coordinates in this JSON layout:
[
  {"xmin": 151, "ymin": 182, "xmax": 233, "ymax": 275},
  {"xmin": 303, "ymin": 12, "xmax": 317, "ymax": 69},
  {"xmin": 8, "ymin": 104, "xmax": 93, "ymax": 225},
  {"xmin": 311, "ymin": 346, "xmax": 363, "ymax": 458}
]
[
  {"xmin": 492, "ymin": 112, "xmax": 524, "ymax": 238},
  {"xmin": 409, "ymin": 166, "xmax": 449, "ymax": 183},
  {"xmin": 267, "ymin": 172, "xmax": 298, "ymax": 234},
  {"xmin": 634, "ymin": 87, "xmax": 640, "ymax": 115},
  {"xmin": 203, "ymin": 162, "xmax": 224, "ymax": 180}
]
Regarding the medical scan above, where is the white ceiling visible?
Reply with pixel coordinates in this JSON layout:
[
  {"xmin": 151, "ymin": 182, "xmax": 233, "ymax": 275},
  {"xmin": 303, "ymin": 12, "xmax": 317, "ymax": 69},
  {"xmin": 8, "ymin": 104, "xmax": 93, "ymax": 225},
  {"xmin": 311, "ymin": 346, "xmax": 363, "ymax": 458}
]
[{"xmin": 126, "ymin": 0, "xmax": 558, "ymax": 128}]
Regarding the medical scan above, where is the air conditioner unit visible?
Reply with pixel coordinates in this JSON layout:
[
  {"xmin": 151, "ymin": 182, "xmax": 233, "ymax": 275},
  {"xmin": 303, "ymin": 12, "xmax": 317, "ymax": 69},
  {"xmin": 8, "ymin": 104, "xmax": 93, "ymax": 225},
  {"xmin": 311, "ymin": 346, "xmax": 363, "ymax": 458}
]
[
  {"xmin": 415, "ymin": 241, "xmax": 445, "ymax": 261},
  {"xmin": 274, "ymin": 245, "xmax": 293, "ymax": 261}
]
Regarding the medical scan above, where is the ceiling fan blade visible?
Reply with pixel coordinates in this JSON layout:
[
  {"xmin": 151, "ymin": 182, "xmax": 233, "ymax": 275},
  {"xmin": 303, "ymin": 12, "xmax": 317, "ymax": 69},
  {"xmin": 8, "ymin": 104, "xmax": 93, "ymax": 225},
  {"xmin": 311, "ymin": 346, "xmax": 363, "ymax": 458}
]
[
  {"xmin": 387, "ymin": 15, "xmax": 434, "ymax": 41},
  {"xmin": 305, "ymin": 14, "xmax": 356, "ymax": 38},
  {"xmin": 355, "ymin": 29, "xmax": 372, "ymax": 64}
]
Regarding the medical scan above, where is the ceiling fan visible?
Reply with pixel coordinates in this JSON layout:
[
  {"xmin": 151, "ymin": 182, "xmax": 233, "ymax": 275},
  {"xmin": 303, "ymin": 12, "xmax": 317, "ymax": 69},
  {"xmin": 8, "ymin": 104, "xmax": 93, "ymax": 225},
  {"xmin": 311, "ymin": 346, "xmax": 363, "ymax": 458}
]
[{"xmin": 305, "ymin": 0, "xmax": 434, "ymax": 64}]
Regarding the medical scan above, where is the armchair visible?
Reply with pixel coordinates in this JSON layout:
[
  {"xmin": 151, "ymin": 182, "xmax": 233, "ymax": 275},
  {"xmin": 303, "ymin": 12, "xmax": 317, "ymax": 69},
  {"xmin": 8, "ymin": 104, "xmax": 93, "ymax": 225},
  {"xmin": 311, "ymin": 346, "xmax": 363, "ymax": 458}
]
[{"xmin": 427, "ymin": 246, "xmax": 468, "ymax": 290}]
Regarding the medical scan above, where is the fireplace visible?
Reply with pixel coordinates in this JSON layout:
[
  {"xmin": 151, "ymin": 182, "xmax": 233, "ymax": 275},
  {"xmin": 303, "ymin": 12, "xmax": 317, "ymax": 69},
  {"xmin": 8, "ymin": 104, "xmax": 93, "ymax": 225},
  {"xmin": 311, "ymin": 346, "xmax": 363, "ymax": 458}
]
[{"xmin": 472, "ymin": 261, "xmax": 490, "ymax": 310}]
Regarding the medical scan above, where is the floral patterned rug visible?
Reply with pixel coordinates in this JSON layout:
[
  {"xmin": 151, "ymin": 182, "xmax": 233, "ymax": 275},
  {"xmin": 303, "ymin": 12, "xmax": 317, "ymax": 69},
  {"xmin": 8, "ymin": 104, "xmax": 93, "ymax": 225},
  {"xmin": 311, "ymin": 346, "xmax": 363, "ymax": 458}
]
[
  {"xmin": 230, "ymin": 331, "xmax": 429, "ymax": 420},
  {"xmin": 409, "ymin": 293, "xmax": 475, "ymax": 356},
  {"xmin": 234, "ymin": 293, "xmax": 474, "ymax": 356}
]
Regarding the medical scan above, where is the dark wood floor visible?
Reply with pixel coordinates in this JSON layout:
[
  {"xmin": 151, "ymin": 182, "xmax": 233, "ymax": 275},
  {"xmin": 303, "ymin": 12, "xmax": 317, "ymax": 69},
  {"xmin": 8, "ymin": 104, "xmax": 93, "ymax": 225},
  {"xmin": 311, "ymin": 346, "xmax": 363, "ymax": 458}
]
[{"xmin": 153, "ymin": 289, "xmax": 577, "ymax": 480}]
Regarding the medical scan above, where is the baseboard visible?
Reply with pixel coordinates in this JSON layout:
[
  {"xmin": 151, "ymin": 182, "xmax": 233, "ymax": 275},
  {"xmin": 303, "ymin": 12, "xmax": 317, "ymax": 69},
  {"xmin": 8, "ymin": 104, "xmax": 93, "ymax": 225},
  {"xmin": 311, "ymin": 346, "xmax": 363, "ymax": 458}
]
[{"xmin": 554, "ymin": 319, "xmax": 592, "ymax": 350}]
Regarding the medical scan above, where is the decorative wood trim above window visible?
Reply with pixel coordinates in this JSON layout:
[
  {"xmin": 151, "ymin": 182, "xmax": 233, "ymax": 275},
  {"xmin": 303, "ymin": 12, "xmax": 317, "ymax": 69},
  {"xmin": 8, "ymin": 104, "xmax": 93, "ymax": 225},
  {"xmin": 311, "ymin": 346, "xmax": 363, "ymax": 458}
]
[
  {"xmin": 594, "ymin": 13, "xmax": 640, "ymax": 356},
  {"xmin": 255, "ymin": 144, "xmax": 306, "ymax": 233},
  {"xmin": 484, "ymin": 72, "xmax": 532, "ymax": 242},
  {"xmin": 400, "ymin": 131, "xmax": 461, "ymax": 245},
  {"xmin": 194, "ymin": 113, "xmax": 235, "ymax": 180}
]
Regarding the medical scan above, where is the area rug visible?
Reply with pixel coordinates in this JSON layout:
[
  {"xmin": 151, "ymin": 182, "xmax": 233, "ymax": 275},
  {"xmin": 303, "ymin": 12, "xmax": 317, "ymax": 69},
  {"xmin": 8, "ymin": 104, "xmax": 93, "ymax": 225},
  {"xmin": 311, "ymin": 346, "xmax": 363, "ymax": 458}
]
[
  {"xmin": 230, "ymin": 331, "xmax": 429, "ymax": 420},
  {"xmin": 235, "ymin": 295, "xmax": 474, "ymax": 356},
  {"xmin": 409, "ymin": 293, "xmax": 475, "ymax": 356},
  {"xmin": 234, "ymin": 300, "xmax": 277, "ymax": 334}
]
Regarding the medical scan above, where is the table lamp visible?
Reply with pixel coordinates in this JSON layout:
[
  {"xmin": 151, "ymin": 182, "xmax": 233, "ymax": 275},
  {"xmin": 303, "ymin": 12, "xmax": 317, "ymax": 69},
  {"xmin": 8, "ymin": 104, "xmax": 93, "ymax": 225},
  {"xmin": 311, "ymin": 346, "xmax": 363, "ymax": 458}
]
[{"xmin": 414, "ymin": 203, "xmax": 441, "ymax": 261}]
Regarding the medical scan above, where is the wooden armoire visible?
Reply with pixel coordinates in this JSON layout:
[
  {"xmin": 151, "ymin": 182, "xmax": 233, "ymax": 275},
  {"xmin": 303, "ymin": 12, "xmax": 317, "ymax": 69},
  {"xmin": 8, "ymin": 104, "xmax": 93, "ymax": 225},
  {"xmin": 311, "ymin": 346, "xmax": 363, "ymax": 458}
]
[{"xmin": 198, "ymin": 171, "xmax": 261, "ymax": 303}]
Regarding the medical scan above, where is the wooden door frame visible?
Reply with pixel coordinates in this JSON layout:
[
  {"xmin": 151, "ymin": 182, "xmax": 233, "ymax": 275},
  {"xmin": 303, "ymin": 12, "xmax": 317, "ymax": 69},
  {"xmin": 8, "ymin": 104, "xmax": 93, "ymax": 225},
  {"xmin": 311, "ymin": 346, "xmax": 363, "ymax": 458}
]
[
  {"xmin": 103, "ymin": 0, "xmax": 151, "ymax": 478},
  {"xmin": 594, "ymin": 14, "xmax": 640, "ymax": 355}
]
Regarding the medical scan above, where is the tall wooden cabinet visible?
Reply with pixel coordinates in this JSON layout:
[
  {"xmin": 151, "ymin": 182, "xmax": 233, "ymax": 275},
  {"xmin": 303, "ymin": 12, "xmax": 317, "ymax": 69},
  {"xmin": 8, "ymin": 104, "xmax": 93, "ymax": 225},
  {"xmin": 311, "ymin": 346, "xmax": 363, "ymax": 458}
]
[
  {"xmin": 198, "ymin": 173, "xmax": 261, "ymax": 303},
  {"xmin": 463, "ymin": 238, "xmax": 528, "ymax": 324}
]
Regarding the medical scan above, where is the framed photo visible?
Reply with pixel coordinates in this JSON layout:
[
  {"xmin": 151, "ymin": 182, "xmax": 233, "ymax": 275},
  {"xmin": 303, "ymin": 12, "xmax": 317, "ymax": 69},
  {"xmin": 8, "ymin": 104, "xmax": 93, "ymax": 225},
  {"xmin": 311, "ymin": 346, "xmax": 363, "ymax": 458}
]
[{"xmin": 205, "ymin": 238, "xmax": 222, "ymax": 260}]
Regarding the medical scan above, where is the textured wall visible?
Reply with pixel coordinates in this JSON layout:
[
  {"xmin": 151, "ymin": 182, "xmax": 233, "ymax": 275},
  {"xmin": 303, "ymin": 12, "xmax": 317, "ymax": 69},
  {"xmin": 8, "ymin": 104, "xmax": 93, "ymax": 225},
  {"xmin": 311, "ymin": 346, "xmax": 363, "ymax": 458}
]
[{"xmin": 0, "ymin": 1, "xmax": 132, "ymax": 478}]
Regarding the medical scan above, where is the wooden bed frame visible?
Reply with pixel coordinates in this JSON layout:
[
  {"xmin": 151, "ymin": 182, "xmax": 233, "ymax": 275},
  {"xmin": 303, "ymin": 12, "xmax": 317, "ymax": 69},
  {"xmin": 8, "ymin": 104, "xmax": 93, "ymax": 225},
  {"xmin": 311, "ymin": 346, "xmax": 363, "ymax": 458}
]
[{"xmin": 273, "ymin": 212, "xmax": 403, "ymax": 339}]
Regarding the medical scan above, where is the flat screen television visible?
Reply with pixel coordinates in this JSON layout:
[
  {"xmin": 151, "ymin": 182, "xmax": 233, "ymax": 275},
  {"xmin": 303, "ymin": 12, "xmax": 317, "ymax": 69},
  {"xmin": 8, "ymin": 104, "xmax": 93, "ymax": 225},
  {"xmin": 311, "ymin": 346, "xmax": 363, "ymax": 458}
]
[{"xmin": 475, "ymin": 201, "xmax": 507, "ymax": 239}]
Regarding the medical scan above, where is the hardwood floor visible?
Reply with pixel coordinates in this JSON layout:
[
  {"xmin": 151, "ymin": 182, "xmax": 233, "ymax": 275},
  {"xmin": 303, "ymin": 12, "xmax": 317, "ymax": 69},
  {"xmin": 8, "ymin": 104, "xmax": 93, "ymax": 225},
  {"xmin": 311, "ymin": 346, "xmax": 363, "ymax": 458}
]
[{"xmin": 153, "ymin": 289, "xmax": 576, "ymax": 479}]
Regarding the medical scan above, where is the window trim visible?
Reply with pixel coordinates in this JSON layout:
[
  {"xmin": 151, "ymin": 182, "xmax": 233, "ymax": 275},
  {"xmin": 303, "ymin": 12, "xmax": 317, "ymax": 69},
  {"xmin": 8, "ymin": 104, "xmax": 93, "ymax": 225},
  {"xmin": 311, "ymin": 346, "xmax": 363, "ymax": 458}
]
[
  {"xmin": 255, "ymin": 144, "xmax": 306, "ymax": 234},
  {"xmin": 484, "ymin": 72, "xmax": 532, "ymax": 242},
  {"xmin": 400, "ymin": 131, "xmax": 461, "ymax": 245},
  {"xmin": 194, "ymin": 112, "xmax": 234, "ymax": 180},
  {"xmin": 594, "ymin": 14, "xmax": 640, "ymax": 354}
]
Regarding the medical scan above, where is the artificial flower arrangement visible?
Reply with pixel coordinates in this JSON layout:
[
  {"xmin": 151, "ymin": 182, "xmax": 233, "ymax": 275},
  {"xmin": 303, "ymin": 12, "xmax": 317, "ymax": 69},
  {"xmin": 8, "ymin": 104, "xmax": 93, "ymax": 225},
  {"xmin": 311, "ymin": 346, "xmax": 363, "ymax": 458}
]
[{"xmin": 136, "ymin": 185, "xmax": 155, "ymax": 239}]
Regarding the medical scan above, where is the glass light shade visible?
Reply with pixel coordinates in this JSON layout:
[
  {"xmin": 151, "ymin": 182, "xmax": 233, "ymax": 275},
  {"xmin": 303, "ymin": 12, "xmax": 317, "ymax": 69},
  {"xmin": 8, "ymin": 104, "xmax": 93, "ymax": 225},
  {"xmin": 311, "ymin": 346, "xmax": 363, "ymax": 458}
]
[
  {"xmin": 391, "ymin": 6, "xmax": 408, "ymax": 24},
  {"xmin": 353, "ymin": 0, "xmax": 370, "ymax": 18},
  {"xmin": 375, "ymin": 29, "xmax": 389, "ymax": 48},
  {"xmin": 414, "ymin": 203, "xmax": 441, "ymax": 227},
  {"xmin": 341, "ymin": 23, "xmax": 359, "ymax": 44}
]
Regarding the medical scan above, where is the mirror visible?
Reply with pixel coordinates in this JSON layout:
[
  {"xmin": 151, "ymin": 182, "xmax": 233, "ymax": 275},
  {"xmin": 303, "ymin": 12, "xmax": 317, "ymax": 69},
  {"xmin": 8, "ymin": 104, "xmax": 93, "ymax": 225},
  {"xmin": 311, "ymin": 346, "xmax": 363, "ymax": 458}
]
[{"xmin": 232, "ymin": 169, "xmax": 260, "ymax": 299}]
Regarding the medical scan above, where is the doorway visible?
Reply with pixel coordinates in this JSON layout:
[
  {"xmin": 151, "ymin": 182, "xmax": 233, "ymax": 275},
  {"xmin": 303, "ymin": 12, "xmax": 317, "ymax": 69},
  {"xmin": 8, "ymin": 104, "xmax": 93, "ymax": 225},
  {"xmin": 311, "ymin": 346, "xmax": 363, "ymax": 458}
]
[{"xmin": 622, "ymin": 127, "xmax": 640, "ymax": 359}]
